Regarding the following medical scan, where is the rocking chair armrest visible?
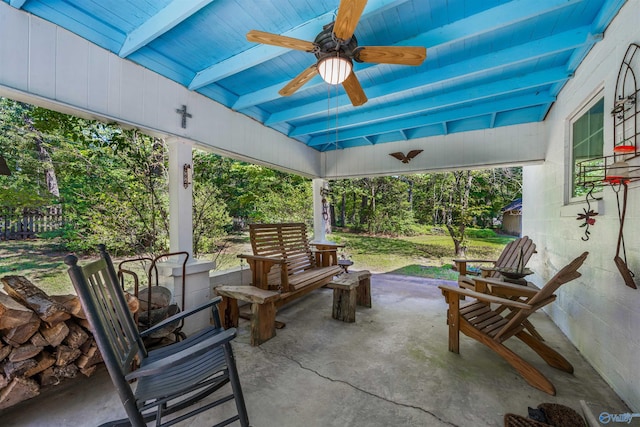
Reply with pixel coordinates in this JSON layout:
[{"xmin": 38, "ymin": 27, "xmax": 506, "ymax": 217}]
[
  {"xmin": 140, "ymin": 297, "xmax": 222, "ymax": 337},
  {"xmin": 438, "ymin": 285, "xmax": 532, "ymax": 309},
  {"xmin": 473, "ymin": 277, "xmax": 539, "ymax": 298},
  {"xmin": 126, "ymin": 327, "xmax": 237, "ymax": 380}
]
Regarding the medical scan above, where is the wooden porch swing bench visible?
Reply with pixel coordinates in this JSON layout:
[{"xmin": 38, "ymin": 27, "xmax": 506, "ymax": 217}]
[{"xmin": 215, "ymin": 223, "xmax": 344, "ymax": 345}]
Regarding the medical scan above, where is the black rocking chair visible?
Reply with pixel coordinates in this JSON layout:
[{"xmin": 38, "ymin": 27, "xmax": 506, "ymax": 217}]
[{"xmin": 65, "ymin": 245, "xmax": 250, "ymax": 427}]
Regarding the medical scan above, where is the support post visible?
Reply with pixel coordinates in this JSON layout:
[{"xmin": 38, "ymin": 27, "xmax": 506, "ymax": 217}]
[
  {"xmin": 312, "ymin": 178, "xmax": 328, "ymax": 242},
  {"xmin": 166, "ymin": 137, "xmax": 194, "ymax": 256},
  {"xmin": 162, "ymin": 138, "xmax": 214, "ymax": 334}
]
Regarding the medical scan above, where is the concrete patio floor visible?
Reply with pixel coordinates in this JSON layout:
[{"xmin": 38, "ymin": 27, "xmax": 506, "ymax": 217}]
[{"xmin": 0, "ymin": 273, "xmax": 633, "ymax": 426}]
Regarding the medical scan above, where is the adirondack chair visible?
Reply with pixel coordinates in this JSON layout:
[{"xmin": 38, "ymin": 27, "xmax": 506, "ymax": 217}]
[
  {"xmin": 439, "ymin": 252, "xmax": 588, "ymax": 395},
  {"xmin": 65, "ymin": 245, "xmax": 250, "ymax": 427},
  {"xmin": 453, "ymin": 235, "xmax": 536, "ymax": 290}
]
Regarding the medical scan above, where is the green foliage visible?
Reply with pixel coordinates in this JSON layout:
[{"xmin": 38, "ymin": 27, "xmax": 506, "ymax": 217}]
[
  {"xmin": 2, "ymin": 96, "xmax": 522, "ymax": 260},
  {"xmin": 0, "ymin": 99, "xmax": 57, "ymax": 208},
  {"xmin": 193, "ymin": 151, "xmax": 311, "ymax": 227},
  {"xmin": 329, "ymin": 230, "xmax": 514, "ymax": 274},
  {"xmin": 2, "ymin": 98, "xmax": 171, "ymax": 255},
  {"xmin": 465, "ymin": 228, "xmax": 498, "ymax": 239},
  {"xmin": 330, "ymin": 167, "xmax": 521, "ymax": 255},
  {"xmin": 252, "ymin": 184, "xmax": 312, "ymax": 224},
  {"xmin": 192, "ymin": 181, "xmax": 231, "ymax": 257}
]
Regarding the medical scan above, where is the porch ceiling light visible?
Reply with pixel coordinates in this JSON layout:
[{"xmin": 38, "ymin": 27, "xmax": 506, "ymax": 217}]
[{"xmin": 317, "ymin": 54, "xmax": 352, "ymax": 85}]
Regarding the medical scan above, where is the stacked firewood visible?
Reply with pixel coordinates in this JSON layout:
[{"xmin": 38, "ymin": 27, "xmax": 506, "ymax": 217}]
[{"xmin": 0, "ymin": 275, "xmax": 137, "ymax": 410}]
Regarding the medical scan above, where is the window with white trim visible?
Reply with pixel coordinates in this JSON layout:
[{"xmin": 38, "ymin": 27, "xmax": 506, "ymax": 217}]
[{"xmin": 571, "ymin": 96, "xmax": 604, "ymax": 198}]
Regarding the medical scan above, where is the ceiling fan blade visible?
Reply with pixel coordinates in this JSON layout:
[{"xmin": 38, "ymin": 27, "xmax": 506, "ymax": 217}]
[
  {"xmin": 333, "ymin": 0, "xmax": 368, "ymax": 40},
  {"xmin": 246, "ymin": 30, "xmax": 316, "ymax": 52},
  {"xmin": 356, "ymin": 46, "xmax": 426, "ymax": 66},
  {"xmin": 342, "ymin": 72, "xmax": 367, "ymax": 106},
  {"xmin": 279, "ymin": 64, "xmax": 318, "ymax": 97}
]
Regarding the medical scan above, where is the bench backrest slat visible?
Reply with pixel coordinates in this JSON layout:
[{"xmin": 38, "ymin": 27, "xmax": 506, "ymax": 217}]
[{"xmin": 249, "ymin": 223, "xmax": 315, "ymax": 289}]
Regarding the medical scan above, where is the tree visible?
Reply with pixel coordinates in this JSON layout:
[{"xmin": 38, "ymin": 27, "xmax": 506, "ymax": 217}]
[
  {"xmin": 443, "ymin": 170, "xmax": 474, "ymax": 257},
  {"xmin": 0, "ymin": 98, "xmax": 58, "ymax": 210}
]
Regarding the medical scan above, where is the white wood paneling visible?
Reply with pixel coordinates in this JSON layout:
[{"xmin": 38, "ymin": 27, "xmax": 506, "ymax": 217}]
[
  {"xmin": 87, "ymin": 47, "xmax": 110, "ymax": 113},
  {"xmin": 0, "ymin": 6, "xmax": 29, "ymax": 90},
  {"xmin": 28, "ymin": 16, "xmax": 56, "ymax": 98},
  {"xmin": 55, "ymin": 29, "xmax": 89, "ymax": 107},
  {"xmin": 326, "ymin": 122, "xmax": 546, "ymax": 178}
]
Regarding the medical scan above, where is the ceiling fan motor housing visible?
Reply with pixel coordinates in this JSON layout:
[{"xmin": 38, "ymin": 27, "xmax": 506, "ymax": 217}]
[{"xmin": 314, "ymin": 24, "xmax": 359, "ymax": 62}]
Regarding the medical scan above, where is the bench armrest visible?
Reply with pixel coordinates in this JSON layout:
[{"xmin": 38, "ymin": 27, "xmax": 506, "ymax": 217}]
[
  {"xmin": 126, "ymin": 328, "xmax": 237, "ymax": 380},
  {"xmin": 140, "ymin": 297, "xmax": 223, "ymax": 337},
  {"xmin": 452, "ymin": 258, "xmax": 497, "ymax": 264},
  {"xmin": 452, "ymin": 258, "xmax": 497, "ymax": 275},
  {"xmin": 309, "ymin": 242, "xmax": 344, "ymax": 249},
  {"xmin": 237, "ymin": 254, "xmax": 286, "ymax": 264},
  {"xmin": 237, "ymin": 254, "xmax": 288, "ymax": 290},
  {"xmin": 473, "ymin": 276, "xmax": 539, "ymax": 298}
]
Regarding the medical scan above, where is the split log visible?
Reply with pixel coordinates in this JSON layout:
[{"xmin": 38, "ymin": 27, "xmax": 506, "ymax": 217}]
[
  {"xmin": 76, "ymin": 318, "xmax": 92, "ymax": 332},
  {"xmin": 1, "ymin": 276, "xmax": 70, "ymax": 325},
  {"xmin": 125, "ymin": 292, "xmax": 140, "ymax": 314},
  {"xmin": 24, "ymin": 351, "xmax": 55, "ymax": 377},
  {"xmin": 0, "ymin": 344, "xmax": 11, "ymax": 363},
  {"xmin": 76, "ymin": 345, "xmax": 102, "ymax": 369},
  {"xmin": 50, "ymin": 294, "xmax": 85, "ymax": 319},
  {"xmin": 0, "ymin": 377, "xmax": 40, "ymax": 410},
  {"xmin": 2, "ymin": 358, "xmax": 37, "ymax": 380},
  {"xmin": 38, "ymin": 367, "xmax": 59, "ymax": 387},
  {"xmin": 8, "ymin": 344, "xmax": 43, "ymax": 362},
  {"xmin": 40, "ymin": 321, "xmax": 69, "ymax": 347},
  {"xmin": 79, "ymin": 337, "xmax": 95, "ymax": 354},
  {"xmin": 63, "ymin": 322, "xmax": 88, "ymax": 349},
  {"xmin": 29, "ymin": 331, "xmax": 49, "ymax": 347},
  {"xmin": 0, "ymin": 293, "xmax": 40, "ymax": 329},
  {"xmin": 2, "ymin": 319, "xmax": 41, "ymax": 345},
  {"xmin": 0, "ymin": 278, "xmax": 109, "ymax": 411},
  {"xmin": 79, "ymin": 365, "xmax": 97, "ymax": 377},
  {"xmin": 53, "ymin": 363, "xmax": 78, "ymax": 379},
  {"xmin": 55, "ymin": 345, "xmax": 81, "ymax": 367}
]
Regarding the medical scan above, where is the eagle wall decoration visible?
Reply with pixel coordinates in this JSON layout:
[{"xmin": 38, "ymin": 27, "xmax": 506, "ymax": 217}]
[{"xmin": 389, "ymin": 150, "xmax": 423, "ymax": 164}]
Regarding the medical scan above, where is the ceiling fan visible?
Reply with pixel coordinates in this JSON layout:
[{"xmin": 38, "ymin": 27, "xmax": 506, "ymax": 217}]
[{"xmin": 246, "ymin": 0, "xmax": 426, "ymax": 107}]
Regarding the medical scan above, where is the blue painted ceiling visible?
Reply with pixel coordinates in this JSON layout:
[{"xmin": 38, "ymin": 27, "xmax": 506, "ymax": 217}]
[{"xmin": 5, "ymin": 0, "xmax": 625, "ymax": 151}]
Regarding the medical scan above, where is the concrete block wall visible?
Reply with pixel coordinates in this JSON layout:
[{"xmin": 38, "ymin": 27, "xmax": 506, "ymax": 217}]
[{"xmin": 522, "ymin": 0, "xmax": 640, "ymax": 411}]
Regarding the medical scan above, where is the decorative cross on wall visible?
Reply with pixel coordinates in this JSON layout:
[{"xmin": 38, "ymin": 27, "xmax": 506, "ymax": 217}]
[{"xmin": 176, "ymin": 105, "xmax": 192, "ymax": 129}]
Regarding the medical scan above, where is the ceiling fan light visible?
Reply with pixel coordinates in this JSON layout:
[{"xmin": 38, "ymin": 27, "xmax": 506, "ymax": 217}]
[{"xmin": 317, "ymin": 56, "xmax": 352, "ymax": 85}]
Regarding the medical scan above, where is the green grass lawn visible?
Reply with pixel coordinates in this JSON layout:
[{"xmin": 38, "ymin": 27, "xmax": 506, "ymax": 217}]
[
  {"xmin": 0, "ymin": 239, "xmax": 76, "ymax": 295},
  {"xmin": 329, "ymin": 231, "xmax": 514, "ymax": 278},
  {"xmin": 0, "ymin": 230, "xmax": 515, "ymax": 295}
]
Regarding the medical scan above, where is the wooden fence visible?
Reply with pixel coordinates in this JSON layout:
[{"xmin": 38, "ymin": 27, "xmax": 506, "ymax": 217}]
[{"xmin": 1, "ymin": 207, "xmax": 64, "ymax": 240}]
